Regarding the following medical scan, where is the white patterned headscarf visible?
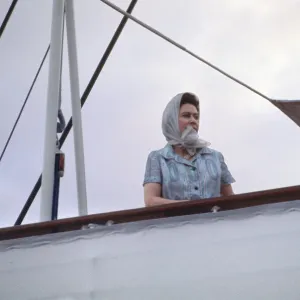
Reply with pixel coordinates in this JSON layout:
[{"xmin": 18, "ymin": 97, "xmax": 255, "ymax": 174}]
[{"xmin": 162, "ymin": 92, "xmax": 210, "ymax": 156}]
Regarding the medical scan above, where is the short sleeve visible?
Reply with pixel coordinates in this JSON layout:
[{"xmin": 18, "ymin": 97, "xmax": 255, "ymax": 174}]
[
  {"xmin": 143, "ymin": 151, "xmax": 162, "ymax": 186},
  {"xmin": 218, "ymin": 152, "xmax": 236, "ymax": 185}
]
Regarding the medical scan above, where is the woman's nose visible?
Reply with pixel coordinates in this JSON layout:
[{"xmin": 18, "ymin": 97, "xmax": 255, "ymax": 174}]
[{"xmin": 189, "ymin": 116, "xmax": 197, "ymax": 123}]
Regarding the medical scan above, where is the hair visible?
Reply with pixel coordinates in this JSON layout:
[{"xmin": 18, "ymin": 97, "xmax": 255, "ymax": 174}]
[{"xmin": 180, "ymin": 93, "xmax": 199, "ymax": 112}]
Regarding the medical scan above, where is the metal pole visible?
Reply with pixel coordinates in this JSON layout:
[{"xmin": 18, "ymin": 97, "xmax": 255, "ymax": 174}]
[
  {"xmin": 40, "ymin": 0, "xmax": 65, "ymax": 222},
  {"xmin": 51, "ymin": 151, "xmax": 60, "ymax": 220},
  {"xmin": 65, "ymin": 0, "xmax": 88, "ymax": 216}
]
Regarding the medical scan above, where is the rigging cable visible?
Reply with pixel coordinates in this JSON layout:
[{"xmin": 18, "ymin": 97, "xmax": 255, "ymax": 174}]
[
  {"xmin": 0, "ymin": 45, "xmax": 50, "ymax": 163},
  {"xmin": 0, "ymin": 0, "xmax": 18, "ymax": 39},
  {"xmin": 98, "ymin": 0, "xmax": 272, "ymax": 101},
  {"xmin": 14, "ymin": 0, "xmax": 139, "ymax": 226}
]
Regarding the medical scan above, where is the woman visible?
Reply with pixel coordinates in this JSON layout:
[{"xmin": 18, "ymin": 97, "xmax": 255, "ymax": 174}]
[{"xmin": 143, "ymin": 92, "xmax": 235, "ymax": 207}]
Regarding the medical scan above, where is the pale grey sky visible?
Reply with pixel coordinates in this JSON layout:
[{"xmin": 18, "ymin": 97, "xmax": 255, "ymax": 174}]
[{"xmin": 0, "ymin": 0, "xmax": 299, "ymax": 227}]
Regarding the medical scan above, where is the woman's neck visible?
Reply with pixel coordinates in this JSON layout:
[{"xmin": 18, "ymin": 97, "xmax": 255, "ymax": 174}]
[{"xmin": 173, "ymin": 146, "xmax": 189, "ymax": 158}]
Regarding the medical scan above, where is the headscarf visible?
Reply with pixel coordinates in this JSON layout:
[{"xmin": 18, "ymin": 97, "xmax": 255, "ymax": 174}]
[{"xmin": 162, "ymin": 92, "xmax": 210, "ymax": 156}]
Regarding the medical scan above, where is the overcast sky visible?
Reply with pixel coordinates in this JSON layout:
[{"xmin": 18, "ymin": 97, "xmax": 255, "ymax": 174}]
[{"xmin": 0, "ymin": 0, "xmax": 299, "ymax": 228}]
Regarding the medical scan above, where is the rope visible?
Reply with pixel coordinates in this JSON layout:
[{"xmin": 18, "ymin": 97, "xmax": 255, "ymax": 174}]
[
  {"xmin": 99, "ymin": 0, "xmax": 272, "ymax": 101},
  {"xmin": 0, "ymin": 0, "xmax": 18, "ymax": 39},
  {"xmin": 0, "ymin": 45, "xmax": 50, "ymax": 163}
]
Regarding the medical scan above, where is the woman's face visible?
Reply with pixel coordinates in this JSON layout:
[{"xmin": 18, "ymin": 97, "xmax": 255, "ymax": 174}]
[{"xmin": 178, "ymin": 103, "xmax": 199, "ymax": 133}]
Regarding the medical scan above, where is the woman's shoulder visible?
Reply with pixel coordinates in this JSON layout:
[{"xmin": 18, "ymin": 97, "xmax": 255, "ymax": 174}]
[
  {"xmin": 146, "ymin": 145, "xmax": 171, "ymax": 159},
  {"xmin": 200, "ymin": 146, "xmax": 219, "ymax": 154},
  {"xmin": 200, "ymin": 147, "xmax": 224, "ymax": 159}
]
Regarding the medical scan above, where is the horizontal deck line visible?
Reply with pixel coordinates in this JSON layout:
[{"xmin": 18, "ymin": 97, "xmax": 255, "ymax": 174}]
[{"xmin": 1, "ymin": 184, "xmax": 300, "ymax": 241}]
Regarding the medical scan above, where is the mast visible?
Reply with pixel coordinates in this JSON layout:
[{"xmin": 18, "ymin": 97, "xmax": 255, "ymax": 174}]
[
  {"xmin": 40, "ymin": 0, "xmax": 65, "ymax": 222},
  {"xmin": 65, "ymin": 0, "xmax": 88, "ymax": 216},
  {"xmin": 41, "ymin": 0, "xmax": 88, "ymax": 221}
]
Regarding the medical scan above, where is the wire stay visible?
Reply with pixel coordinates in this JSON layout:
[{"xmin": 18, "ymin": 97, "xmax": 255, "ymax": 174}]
[
  {"xmin": 0, "ymin": 0, "xmax": 18, "ymax": 39},
  {"xmin": 99, "ymin": 0, "xmax": 273, "ymax": 101},
  {"xmin": 0, "ymin": 45, "xmax": 50, "ymax": 163}
]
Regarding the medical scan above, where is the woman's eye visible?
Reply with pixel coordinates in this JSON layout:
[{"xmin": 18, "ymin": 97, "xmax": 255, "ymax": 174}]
[{"xmin": 182, "ymin": 114, "xmax": 198, "ymax": 120}]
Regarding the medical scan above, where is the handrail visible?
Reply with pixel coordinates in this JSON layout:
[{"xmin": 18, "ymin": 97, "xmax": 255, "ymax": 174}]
[{"xmin": 1, "ymin": 184, "xmax": 300, "ymax": 241}]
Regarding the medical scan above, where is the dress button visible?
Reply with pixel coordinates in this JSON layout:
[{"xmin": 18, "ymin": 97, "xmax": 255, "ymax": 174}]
[
  {"xmin": 191, "ymin": 167, "xmax": 196, "ymax": 171},
  {"xmin": 194, "ymin": 186, "xmax": 198, "ymax": 190}
]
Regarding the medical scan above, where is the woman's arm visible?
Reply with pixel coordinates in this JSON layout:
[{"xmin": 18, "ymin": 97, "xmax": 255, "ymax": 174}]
[
  {"xmin": 144, "ymin": 183, "xmax": 187, "ymax": 207},
  {"xmin": 221, "ymin": 184, "xmax": 234, "ymax": 196},
  {"xmin": 218, "ymin": 151, "xmax": 235, "ymax": 197}
]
